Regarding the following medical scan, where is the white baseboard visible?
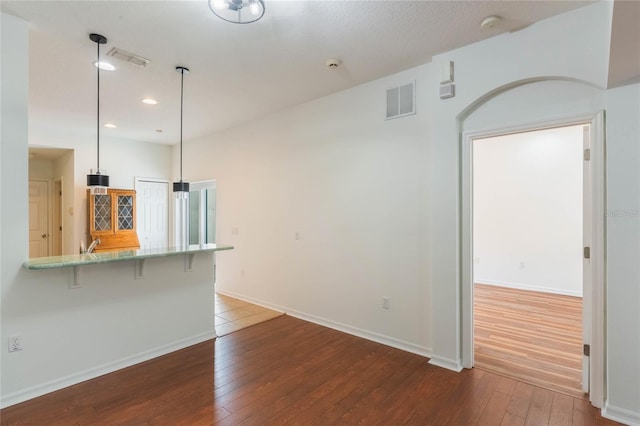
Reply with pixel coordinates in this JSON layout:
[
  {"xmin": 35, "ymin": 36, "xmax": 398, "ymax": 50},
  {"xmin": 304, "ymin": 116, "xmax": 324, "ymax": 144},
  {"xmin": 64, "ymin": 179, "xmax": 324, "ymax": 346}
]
[
  {"xmin": 0, "ymin": 331, "xmax": 215, "ymax": 409},
  {"xmin": 603, "ymin": 402, "xmax": 640, "ymax": 426},
  {"xmin": 217, "ymin": 290, "xmax": 432, "ymax": 359},
  {"xmin": 475, "ymin": 279, "xmax": 583, "ymax": 298},
  {"xmin": 428, "ymin": 355, "xmax": 463, "ymax": 372}
]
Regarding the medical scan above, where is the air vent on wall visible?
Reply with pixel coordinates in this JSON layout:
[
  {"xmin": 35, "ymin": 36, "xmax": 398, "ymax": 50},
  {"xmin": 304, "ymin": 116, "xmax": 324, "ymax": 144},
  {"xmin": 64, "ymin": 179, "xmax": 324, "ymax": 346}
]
[
  {"xmin": 106, "ymin": 47, "xmax": 150, "ymax": 68},
  {"xmin": 386, "ymin": 82, "xmax": 415, "ymax": 120}
]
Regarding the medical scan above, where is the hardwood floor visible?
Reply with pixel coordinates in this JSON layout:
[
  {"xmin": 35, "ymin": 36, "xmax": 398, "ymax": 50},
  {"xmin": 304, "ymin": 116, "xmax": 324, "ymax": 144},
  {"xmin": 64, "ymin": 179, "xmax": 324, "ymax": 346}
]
[
  {"xmin": 474, "ymin": 283, "xmax": 584, "ymax": 398},
  {"xmin": 1, "ymin": 315, "xmax": 619, "ymax": 425}
]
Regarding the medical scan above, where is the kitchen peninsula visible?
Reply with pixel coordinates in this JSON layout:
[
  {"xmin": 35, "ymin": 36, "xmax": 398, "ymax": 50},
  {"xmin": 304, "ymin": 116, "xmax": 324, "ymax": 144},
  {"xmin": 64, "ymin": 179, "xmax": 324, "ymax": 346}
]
[{"xmin": 4, "ymin": 244, "xmax": 233, "ymax": 407}]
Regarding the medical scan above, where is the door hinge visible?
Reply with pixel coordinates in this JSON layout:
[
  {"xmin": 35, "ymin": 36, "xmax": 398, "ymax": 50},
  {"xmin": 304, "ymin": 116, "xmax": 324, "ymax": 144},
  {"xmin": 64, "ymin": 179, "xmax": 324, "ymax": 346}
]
[
  {"xmin": 59, "ymin": 226, "xmax": 62, "ymax": 231},
  {"xmin": 583, "ymin": 344, "xmax": 590, "ymax": 357},
  {"xmin": 584, "ymin": 149, "xmax": 591, "ymax": 161},
  {"xmin": 584, "ymin": 246, "xmax": 591, "ymax": 259}
]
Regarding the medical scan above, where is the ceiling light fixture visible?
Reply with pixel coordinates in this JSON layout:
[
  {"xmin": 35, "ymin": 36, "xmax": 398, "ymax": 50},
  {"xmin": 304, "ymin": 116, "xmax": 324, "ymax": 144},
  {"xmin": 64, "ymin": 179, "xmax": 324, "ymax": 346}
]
[
  {"xmin": 142, "ymin": 98, "xmax": 158, "ymax": 105},
  {"xmin": 87, "ymin": 33, "xmax": 110, "ymax": 195},
  {"xmin": 480, "ymin": 15, "xmax": 502, "ymax": 30},
  {"xmin": 104, "ymin": 123, "xmax": 117, "ymax": 128},
  {"xmin": 208, "ymin": 0, "xmax": 265, "ymax": 24},
  {"xmin": 173, "ymin": 66, "xmax": 190, "ymax": 198},
  {"xmin": 94, "ymin": 61, "xmax": 115, "ymax": 71}
]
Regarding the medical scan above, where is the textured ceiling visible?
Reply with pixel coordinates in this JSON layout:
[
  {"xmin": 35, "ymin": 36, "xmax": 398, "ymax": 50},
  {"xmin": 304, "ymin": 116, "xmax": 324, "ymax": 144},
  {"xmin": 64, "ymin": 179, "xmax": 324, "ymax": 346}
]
[{"xmin": 2, "ymin": 1, "xmax": 592, "ymax": 145}]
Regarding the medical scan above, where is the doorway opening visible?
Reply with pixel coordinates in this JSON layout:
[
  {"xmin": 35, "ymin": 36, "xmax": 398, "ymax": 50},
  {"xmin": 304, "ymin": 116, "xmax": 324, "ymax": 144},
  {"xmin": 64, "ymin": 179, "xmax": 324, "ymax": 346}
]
[{"xmin": 471, "ymin": 124, "xmax": 587, "ymax": 397}]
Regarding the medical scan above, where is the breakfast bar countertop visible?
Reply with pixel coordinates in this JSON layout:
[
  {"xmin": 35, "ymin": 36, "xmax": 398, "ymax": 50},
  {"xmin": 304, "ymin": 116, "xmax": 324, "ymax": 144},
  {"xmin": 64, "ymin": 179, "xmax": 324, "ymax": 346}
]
[{"xmin": 23, "ymin": 243, "xmax": 234, "ymax": 270}]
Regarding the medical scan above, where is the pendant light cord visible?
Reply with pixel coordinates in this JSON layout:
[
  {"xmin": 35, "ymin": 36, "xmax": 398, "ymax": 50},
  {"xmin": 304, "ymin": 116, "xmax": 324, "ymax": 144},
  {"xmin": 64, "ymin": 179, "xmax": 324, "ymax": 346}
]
[
  {"xmin": 96, "ymin": 40, "xmax": 101, "ymax": 172},
  {"xmin": 179, "ymin": 68, "xmax": 184, "ymax": 182}
]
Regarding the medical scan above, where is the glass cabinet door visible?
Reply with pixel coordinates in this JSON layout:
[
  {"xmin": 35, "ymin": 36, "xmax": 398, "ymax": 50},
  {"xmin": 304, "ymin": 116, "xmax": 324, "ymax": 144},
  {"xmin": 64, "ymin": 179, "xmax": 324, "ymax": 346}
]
[
  {"xmin": 93, "ymin": 194, "xmax": 112, "ymax": 232},
  {"xmin": 117, "ymin": 195, "xmax": 134, "ymax": 230}
]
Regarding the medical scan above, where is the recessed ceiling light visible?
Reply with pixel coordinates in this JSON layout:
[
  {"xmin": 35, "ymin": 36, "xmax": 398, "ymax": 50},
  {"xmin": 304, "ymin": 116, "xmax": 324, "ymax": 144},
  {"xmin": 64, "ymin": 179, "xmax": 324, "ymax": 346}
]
[
  {"xmin": 104, "ymin": 123, "xmax": 117, "ymax": 128},
  {"xmin": 94, "ymin": 61, "xmax": 115, "ymax": 71},
  {"xmin": 142, "ymin": 98, "xmax": 158, "ymax": 105}
]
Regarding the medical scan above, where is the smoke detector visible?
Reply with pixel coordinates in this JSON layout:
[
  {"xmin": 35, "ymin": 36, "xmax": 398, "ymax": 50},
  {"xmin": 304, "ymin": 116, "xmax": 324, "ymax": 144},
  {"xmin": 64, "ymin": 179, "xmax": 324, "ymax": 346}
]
[
  {"xmin": 107, "ymin": 47, "xmax": 150, "ymax": 68},
  {"xmin": 480, "ymin": 15, "xmax": 502, "ymax": 30},
  {"xmin": 326, "ymin": 58, "xmax": 341, "ymax": 69}
]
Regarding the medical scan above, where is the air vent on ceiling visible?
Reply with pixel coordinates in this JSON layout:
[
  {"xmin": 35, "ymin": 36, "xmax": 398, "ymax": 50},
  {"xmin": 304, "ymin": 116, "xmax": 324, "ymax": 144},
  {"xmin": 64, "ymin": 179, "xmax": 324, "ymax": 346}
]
[
  {"xmin": 106, "ymin": 47, "xmax": 150, "ymax": 68},
  {"xmin": 386, "ymin": 82, "xmax": 415, "ymax": 120}
]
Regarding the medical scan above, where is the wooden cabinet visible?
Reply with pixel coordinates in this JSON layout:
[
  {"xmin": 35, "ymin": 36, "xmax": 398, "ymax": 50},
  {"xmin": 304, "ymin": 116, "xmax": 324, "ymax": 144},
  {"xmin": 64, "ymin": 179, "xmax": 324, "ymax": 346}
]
[{"xmin": 88, "ymin": 189, "xmax": 140, "ymax": 252}]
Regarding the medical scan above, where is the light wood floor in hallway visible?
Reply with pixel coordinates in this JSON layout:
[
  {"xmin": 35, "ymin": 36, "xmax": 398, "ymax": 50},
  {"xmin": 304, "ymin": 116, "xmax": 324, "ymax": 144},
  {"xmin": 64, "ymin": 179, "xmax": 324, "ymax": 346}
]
[
  {"xmin": 474, "ymin": 283, "xmax": 584, "ymax": 398},
  {"xmin": 215, "ymin": 293, "xmax": 283, "ymax": 336},
  {"xmin": 0, "ymin": 315, "xmax": 620, "ymax": 425}
]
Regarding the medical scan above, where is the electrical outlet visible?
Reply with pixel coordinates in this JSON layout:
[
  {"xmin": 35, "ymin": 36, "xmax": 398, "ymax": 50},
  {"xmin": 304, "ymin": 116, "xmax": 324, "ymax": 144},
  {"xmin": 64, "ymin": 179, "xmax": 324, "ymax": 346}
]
[
  {"xmin": 382, "ymin": 297, "xmax": 390, "ymax": 310},
  {"xmin": 8, "ymin": 335, "xmax": 22, "ymax": 352},
  {"xmin": 295, "ymin": 231, "xmax": 301, "ymax": 241}
]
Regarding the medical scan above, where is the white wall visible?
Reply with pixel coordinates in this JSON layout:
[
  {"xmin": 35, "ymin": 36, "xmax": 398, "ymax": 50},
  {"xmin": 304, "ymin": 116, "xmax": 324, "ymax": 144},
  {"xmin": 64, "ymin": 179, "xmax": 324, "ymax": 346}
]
[
  {"xmin": 473, "ymin": 126, "xmax": 583, "ymax": 297},
  {"xmin": 183, "ymin": 64, "xmax": 433, "ymax": 356},
  {"xmin": 604, "ymin": 82, "xmax": 640, "ymax": 420},
  {"xmin": 1, "ymin": 13, "xmax": 218, "ymax": 408}
]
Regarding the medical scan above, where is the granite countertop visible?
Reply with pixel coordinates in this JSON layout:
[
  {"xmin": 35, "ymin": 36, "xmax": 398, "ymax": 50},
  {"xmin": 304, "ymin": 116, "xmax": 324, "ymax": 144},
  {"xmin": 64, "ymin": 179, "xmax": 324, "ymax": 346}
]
[{"xmin": 23, "ymin": 244, "xmax": 234, "ymax": 270}]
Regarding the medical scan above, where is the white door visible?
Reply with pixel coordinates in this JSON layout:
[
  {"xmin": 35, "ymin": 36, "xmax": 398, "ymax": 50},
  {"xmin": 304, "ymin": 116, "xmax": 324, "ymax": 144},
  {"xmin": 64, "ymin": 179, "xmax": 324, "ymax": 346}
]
[
  {"xmin": 135, "ymin": 179, "xmax": 169, "ymax": 250},
  {"xmin": 29, "ymin": 180, "xmax": 49, "ymax": 258}
]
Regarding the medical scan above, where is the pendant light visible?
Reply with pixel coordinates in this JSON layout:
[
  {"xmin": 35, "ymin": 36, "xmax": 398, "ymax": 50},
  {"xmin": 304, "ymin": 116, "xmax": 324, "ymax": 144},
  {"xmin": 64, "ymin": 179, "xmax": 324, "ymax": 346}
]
[
  {"xmin": 87, "ymin": 33, "xmax": 110, "ymax": 195},
  {"xmin": 173, "ymin": 66, "xmax": 190, "ymax": 198}
]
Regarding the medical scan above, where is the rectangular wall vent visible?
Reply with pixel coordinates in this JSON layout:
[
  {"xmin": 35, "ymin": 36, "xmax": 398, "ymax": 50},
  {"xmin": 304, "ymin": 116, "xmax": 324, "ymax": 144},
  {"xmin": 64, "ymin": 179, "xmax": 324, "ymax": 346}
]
[
  {"xmin": 386, "ymin": 82, "xmax": 415, "ymax": 120},
  {"xmin": 106, "ymin": 47, "xmax": 150, "ymax": 68}
]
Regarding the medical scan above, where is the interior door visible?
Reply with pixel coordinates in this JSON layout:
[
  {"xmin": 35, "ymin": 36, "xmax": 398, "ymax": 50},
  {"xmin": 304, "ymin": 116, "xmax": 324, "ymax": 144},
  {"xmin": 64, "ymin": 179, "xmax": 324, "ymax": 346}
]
[
  {"xmin": 29, "ymin": 180, "xmax": 49, "ymax": 258},
  {"xmin": 136, "ymin": 180, "xmax": 169, "ymax": 250}
]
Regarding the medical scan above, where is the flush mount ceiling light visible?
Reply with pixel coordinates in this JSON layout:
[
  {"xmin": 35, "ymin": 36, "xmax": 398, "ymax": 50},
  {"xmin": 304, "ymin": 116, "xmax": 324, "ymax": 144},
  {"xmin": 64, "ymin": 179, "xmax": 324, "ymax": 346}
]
[
  {"xmin": 209, "ymin": 0, "xmax": 265, "ymax": 24},
  {"xmin": 480, "ymin": 15, "xmax": 502, "ymax": 30},
  {"xmin": 173, "ymin": 66, "xmax": 190, "ymax": 198},
  {"xmin": 142, "ymin": 98, "xmax": 158, "ymax": 105},
  {"xmin": 87, "ymin": 33, "xmax": 110, "ymax": 195}
]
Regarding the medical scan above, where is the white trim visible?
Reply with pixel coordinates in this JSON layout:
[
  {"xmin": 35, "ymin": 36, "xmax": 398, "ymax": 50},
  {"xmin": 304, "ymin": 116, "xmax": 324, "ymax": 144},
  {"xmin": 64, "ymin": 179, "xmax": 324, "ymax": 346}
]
[
  {"xmin": 216, "ymin": 289, "xmax": 432, "ymax": 359},
  {"xmin": 588, "ymin": 111, "xmax": 606, "ymax": 409},
  {"xmin": 602, "ymin": 403, "xmax": 640, "ymax": 426},
  {"xmin": 461, "ymin": 112, "xmax": 606, "ymax": 407},
  {"xmin": 428, "ymin": 356, "xmax": 463, "ymax": 372},
  {"xmin": 0, "ymin": 331, "xmax": 215, "ymax": 409},
  {"xmin": 475, "ymin": 279, "xmax": 582, "ymax": 298}
]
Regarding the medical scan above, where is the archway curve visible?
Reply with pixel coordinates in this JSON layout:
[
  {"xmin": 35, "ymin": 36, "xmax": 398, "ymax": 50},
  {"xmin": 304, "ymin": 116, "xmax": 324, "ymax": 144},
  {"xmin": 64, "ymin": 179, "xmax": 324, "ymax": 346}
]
[{"xmin": 456, "ymin": 76, "xmax": 601, "ymax": 124}]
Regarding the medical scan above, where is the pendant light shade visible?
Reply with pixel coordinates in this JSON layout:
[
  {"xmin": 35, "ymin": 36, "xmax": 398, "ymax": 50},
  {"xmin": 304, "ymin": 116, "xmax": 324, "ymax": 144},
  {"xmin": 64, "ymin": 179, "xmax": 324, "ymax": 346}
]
[
  {"xmin": 173, "ymin": 66, "xmax": 190, "ymax": 199},
  {"xmin": 87, "ymin": 33, "xmax": 109, "ymax": 195}
]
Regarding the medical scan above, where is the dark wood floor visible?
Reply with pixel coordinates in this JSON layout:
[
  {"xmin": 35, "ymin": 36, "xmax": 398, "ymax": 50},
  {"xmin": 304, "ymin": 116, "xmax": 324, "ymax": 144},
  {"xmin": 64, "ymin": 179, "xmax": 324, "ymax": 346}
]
[
  {"xmin": 1, "ymin": 315, "xmax": 619, "ymax": 425},
  {"xmin": 474, "ymin": 284, "xmax": 584, "ymax": 398}
]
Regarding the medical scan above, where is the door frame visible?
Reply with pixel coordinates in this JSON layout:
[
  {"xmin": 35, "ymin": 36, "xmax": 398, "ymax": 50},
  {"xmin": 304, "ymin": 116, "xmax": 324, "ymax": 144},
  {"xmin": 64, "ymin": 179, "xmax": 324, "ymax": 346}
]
[
  {"xmin": 460, "ymin": 112, "xmax": 605, "ymax": 407},
  {"xmin": 52, "ymin": 178, "xmax": 63, "ymax": 256}
]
